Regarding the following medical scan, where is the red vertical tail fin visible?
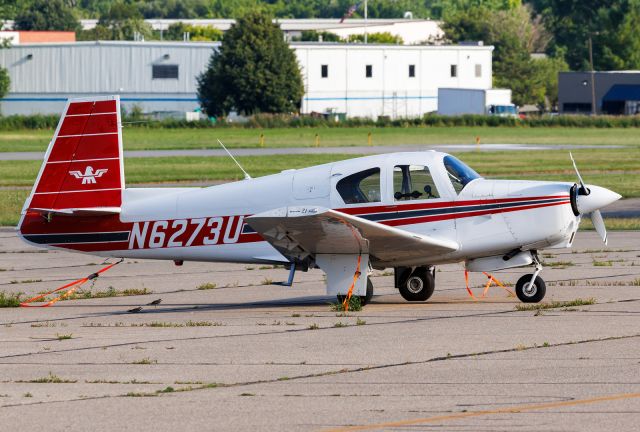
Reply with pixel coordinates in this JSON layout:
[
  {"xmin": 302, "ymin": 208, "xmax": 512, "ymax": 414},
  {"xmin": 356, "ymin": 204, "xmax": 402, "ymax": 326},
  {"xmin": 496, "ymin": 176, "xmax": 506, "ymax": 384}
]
[{"xmin": 21, "ymin": 95, "xmax": 124, "ymax": 218}]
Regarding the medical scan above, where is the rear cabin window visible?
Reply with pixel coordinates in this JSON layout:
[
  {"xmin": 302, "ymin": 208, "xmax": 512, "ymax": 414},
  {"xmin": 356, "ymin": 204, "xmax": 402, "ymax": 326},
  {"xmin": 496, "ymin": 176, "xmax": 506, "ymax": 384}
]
[
  {"xmin": 393, "ymin": 165, "xmax": 440, "ymax": 201},
  {"xmin": 336, "ymin": 168, "xmax": 381, "ymax": 204}
]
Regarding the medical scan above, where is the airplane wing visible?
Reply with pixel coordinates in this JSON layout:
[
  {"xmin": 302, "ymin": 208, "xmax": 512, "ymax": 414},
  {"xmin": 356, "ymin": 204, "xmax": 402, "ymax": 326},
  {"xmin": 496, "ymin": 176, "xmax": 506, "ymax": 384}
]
[{"xmin": 246, "ymin": 206, "xmax": 458, "ymax": 265}]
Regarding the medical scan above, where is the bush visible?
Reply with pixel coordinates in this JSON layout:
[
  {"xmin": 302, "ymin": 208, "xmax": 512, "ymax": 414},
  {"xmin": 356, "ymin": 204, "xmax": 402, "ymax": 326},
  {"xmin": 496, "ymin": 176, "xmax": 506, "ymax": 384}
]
[
  {"xmin": 3, "ymin": 112, "xmax": 640, "ymax": 130},
  {"xmin": 0, "ymin": 114, "xmax": 59, "ymax": 130},
  {"xmin": 0, "ymin": 67, "xmax": 10, "ymax": 101}
]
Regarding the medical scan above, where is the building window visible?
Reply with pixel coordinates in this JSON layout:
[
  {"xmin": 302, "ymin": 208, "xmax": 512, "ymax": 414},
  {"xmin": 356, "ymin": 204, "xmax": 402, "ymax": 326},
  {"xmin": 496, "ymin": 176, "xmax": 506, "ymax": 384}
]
[
  {"xmin": 450, "ymin": 64, "xmax": 457, "ymax": 78},
  {"xmin": 475, "ymin": 64, "xmax": 482, "ymax": 77},
  {"xmin": 408, "ymin": 64, "xmax": 415, "ymax": 77},
  {"xmin": 365, "ymin": 64, "xmax": 372, "ymax": 78},
  {"xmin": 563, "ymin": 103, "xmax": 592, "ymax": 113},
  {"xmin": 152, "ymin": 64, "xmax": 179, "ymax": 79},
  {"xmin": 321, "ymin": 64, "xmax": 328, "ymax": 78}
]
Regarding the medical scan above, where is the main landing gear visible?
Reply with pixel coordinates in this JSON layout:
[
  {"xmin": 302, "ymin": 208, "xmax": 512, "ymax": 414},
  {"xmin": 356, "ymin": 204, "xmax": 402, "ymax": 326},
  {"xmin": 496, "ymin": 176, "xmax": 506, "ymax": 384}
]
[
  {"xmin": 395, "ymin": 266, "xmax": 435, "ymax": 302},
  {"xmin": 515, "ymin": 252, "xmax": 546, "ymax": 303}
]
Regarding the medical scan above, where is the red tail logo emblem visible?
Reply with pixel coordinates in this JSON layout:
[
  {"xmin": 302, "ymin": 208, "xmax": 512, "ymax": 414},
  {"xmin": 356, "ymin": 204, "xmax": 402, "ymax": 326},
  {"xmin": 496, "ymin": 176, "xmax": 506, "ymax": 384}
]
[{"xmin": 69, "ymin": 166, "xmax": 109, "ymax": 184}]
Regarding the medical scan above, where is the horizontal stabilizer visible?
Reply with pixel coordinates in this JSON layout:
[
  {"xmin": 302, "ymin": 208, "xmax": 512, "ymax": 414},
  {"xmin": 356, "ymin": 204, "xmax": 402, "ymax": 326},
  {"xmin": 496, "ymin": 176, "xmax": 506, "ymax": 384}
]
[{"xmin": 28, "ymin": 207, "xmax": 121, "ymax": 217}]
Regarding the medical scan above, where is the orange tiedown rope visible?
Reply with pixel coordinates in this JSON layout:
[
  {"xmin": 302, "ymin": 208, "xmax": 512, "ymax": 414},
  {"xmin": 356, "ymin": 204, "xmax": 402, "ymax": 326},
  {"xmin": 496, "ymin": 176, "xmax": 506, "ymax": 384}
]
[
  {"xmin": 464, "ymin": 270, "xmax": 476, "ymax": 300},
  {"xmin": 342, "ymin": 254, "xmax": 362, "ymax": 312},
  {"xmin": 334, "ymin": 216, "xmax": 364, "ymax": 312},
  {"xmin": 481, "ymin": 272, "xmax": 514, "ymax": 297},
  {"xmin": 464, "ymin": 270, "xmax": 514, "ymax": 300},
  {"xmin": 20, "ymin": 259, "xmax": 123, "ymax": 308}
]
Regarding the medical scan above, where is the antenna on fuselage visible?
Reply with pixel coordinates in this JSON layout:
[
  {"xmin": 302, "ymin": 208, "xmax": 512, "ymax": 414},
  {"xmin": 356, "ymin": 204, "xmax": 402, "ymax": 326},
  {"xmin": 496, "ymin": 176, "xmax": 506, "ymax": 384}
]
[{"xmin": 217, "ymin": 138, "xmax": 251, "ymax": 180}]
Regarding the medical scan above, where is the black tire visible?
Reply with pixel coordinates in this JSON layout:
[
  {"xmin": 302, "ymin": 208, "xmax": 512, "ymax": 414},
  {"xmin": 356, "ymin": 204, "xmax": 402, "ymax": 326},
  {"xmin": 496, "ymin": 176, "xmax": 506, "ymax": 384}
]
[
  {"xmin": 399, "ymin": 267, "xmax": 435, "ymax": 302},
  {"xmin": 360, "ymin": 278, "xmax": 373, "ymax": 305},
  {"xmin": 515, "ymin": 274, "xmax": 546, "ymax": 303},
  {"xmin": 336, "ymin": 278, "xmax": 374, "ymax": 306}
]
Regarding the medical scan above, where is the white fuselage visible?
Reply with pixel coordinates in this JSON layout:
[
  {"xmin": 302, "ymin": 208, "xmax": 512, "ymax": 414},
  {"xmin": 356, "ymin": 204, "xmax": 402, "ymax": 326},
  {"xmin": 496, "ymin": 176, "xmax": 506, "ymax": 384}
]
[{"xmin": 101, "ymin": 152, "xmax": 578, "ymax": 269}]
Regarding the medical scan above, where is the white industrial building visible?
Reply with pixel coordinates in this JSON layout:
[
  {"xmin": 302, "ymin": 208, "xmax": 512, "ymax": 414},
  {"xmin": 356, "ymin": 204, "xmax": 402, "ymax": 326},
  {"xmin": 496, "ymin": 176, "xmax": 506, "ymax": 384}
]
[
  {"xmin": 1, "ymin": 18, "xmax": 444, "ymax": 45},
  {"xmin": 0, "ymin": 41, "xmax": 493, "ymax": 118},
  {"xmin": 297, "ymin": 43, "xmax": 492, "ymax": 118}
]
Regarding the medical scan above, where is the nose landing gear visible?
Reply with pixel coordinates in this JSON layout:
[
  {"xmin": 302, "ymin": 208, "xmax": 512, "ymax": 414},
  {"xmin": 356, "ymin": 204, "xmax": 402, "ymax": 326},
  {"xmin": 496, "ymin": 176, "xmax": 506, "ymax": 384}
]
[{"xmin": 515, "ymin": 253, "xmax": 546, "ymax": 303}]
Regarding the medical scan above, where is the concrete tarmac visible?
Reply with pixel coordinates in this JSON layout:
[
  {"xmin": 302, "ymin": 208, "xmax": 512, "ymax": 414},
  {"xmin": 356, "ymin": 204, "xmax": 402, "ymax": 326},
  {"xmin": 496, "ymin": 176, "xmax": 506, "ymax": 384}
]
[{"xmin": 1, "ymin": 230, "xmax": 639, "ymax": 431}]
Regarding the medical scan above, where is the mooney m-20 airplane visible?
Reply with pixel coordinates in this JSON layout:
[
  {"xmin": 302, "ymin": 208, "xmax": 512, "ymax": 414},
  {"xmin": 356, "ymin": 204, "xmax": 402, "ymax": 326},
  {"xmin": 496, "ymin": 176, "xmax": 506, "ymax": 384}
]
[{"xmin": 18, "ymin": 96, "xmax": 621, "ymax": 304}]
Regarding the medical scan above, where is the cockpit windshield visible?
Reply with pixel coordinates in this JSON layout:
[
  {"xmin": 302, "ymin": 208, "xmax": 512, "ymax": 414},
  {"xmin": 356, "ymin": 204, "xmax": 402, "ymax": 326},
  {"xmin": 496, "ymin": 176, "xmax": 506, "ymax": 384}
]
[{"xmin": 443, "ymin": 155, "xmax": 481, "ymax": 193}]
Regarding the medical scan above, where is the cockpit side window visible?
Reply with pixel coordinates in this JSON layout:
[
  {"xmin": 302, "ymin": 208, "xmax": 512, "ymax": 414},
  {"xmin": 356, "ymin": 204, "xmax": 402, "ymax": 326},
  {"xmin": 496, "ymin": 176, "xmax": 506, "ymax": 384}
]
[
  {"xmin": 393, "ymin": 165, "xmax": 440, "ymax": 201},
  {"xmin": 443, "ymin": 155, "xmax": 481, "ymax": 194},
  {"xmin": 336, "ymin": 167, "xmax": 381, "ymax": 204}
]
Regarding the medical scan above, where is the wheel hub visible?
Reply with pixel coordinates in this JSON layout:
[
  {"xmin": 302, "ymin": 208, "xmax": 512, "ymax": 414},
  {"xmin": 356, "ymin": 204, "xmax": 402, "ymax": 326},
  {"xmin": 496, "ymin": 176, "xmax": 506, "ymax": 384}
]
[
  {"xmin": 523, "ymin": 282, "xmax": 537, "ymax": 296},
  {"xmin": 407, "ymin": 277, "xmax": 424, "ymax": 294}
]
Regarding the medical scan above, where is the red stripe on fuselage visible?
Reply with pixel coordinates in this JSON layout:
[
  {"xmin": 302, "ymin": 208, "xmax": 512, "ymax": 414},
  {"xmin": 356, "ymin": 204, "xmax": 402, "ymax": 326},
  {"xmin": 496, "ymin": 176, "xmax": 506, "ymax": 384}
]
[
  {"xmin": 337, "ymin": 194, "xmax": 570, "ymax": 216},
  {"xmin": 383, "ymin": 200, "xmax": 570, "ymax": 227}
]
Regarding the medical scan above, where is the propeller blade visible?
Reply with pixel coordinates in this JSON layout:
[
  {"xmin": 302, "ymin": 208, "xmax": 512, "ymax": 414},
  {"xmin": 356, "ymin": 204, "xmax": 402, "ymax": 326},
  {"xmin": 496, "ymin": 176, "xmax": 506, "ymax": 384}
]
[
  {"xmin": 590, "ymin": 210, "xmax": 607, "ymax": 245},
  {"xmin": 569, "ymin": 152, "xmax": 587, "ymax": 193}
]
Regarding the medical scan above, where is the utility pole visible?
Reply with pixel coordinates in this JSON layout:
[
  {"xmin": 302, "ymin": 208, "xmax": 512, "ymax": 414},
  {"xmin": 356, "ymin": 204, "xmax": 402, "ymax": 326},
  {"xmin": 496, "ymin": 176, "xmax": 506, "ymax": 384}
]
[
  {"xmin": 364, "ymin": 0, "xmax": 368, "ymax": 44},
  {"xmin": 588, "ymin": 36, "xmax": 596, "ymax": 115}
]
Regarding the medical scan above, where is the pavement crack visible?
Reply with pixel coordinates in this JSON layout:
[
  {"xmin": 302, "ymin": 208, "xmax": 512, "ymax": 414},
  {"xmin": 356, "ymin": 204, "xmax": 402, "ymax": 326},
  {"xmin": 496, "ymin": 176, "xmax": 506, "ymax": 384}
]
[{"xmin": 2, "ymin": 333, "xmax": 638, "ymax": 410}]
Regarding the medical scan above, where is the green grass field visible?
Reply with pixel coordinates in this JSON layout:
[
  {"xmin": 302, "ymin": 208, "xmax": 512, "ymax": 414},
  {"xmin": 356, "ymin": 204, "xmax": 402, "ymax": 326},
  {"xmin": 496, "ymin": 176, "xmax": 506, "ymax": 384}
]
[
  {"xmin": 0, "ymin": 189, "xmax": 27, "ymax": 226},
  {"xmin": 2, "ymin": 125, "xmax": 640, "ymax": 152}
]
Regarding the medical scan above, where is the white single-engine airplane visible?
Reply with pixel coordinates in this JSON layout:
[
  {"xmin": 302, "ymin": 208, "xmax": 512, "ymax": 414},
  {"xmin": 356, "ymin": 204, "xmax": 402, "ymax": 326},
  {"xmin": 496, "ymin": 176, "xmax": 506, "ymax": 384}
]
[{"xmin": 18, "ymin": 96, "xmax": 621, "ymax": 304}]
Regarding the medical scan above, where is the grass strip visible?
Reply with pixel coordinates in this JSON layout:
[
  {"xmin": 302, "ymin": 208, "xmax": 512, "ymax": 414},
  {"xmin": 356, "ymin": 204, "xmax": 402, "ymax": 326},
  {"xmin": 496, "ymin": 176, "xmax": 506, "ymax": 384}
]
[
  {"xmin": 515, "ymin": 298, "xmax": 596, "ymax": 311},
  {"xmin": 2, "ymin": 126, "xmax": 640, "ymax": 153}
]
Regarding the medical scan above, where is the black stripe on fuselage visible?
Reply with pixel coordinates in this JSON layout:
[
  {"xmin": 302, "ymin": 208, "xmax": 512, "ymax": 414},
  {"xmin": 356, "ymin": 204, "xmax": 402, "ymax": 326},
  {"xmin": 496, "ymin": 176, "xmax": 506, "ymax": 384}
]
[
  {"xmin": 242, "ymin": 197, "xmax": 567, "ymax": 233},
  {"xmin": 358, "ymin": 197, "xmax": 567, "ymax": 222},
  {"xmin": 23, "ymin": 231, "xmax": 130, "ymax": 245}
]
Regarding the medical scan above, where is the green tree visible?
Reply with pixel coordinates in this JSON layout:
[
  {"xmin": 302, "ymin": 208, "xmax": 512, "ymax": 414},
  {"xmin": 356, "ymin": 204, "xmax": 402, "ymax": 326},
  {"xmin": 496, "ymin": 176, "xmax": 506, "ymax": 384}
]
[
  {"xmin": 0, "ymin": 26, "xmax": 10, "ymax": 101},
  {"xmin": 14, "ymin": 0, "xmax": 79, "ymax": 31},
  {"xmin": 0, "ymin": 66, "xmax": 9, "ymax": 100},
  {"xmin": 0, "ymin": 0, "xmax": 19, "ymax": 20},
  {"xmin": 443, "ymin": 3, "xmax": 558, "ymax": 107},
  {"xmin": 78, "ymin": 1, "xmax": 153, "ymax": 40},
  {"xmin": 163, "ymin": 23, "xmax": 223, "ymax": 41},
  {"xmin": 346, "ymin": 32, "xmax": 404, "ymax": 44},
  {"xmin": 197, "ymin": 11, "xmax": 304, "ymax": 117},
  {"xmin": 137, "ymin": 0, "xmax": 211, "ymax": 19},
  {"xmin": 530, "ymin": 54, "xmax": 568, "ymax": 108},
  {"xmin": 292, "ymin": 30, "xmax": 342, "ymax": 42},
  {"xmin": 530, "ymin": 0, "xmax": 640, "ymax": 70}
]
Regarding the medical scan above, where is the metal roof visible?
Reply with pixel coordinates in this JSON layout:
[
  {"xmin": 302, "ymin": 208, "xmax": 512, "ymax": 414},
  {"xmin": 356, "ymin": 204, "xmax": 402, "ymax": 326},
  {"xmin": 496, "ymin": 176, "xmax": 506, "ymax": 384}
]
[{"xmin": 15, "ymin": 40, "xmax": 491, "ymax": 50}]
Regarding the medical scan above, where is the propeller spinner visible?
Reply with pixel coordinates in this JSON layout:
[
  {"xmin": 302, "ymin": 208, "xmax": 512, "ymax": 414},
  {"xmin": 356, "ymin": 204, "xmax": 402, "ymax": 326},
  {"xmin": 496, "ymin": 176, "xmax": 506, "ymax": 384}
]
[{"xmin": 569, "ymin": 153, "xmax": 621, "ymax": 245}]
